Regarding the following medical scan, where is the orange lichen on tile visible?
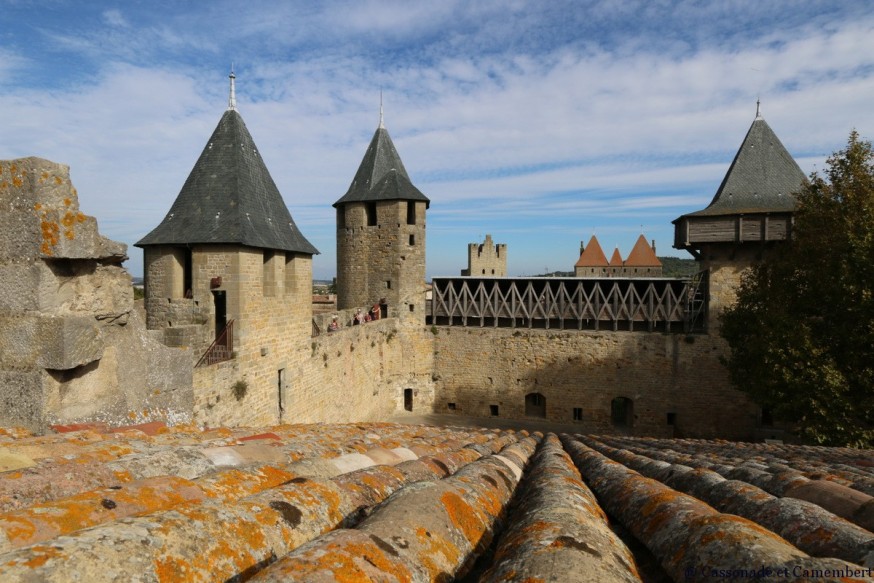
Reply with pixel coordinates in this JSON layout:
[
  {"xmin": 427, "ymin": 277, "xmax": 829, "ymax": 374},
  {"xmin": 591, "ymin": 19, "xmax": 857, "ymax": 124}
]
[
  {"xmin": 196, "ymin": 465, "xmax": 295, "ymax": 501},
  {"xmin": 441, "ymin": 490, "xmax": 483, "ymax": 545},
  {"xmin": 0, "ymin": 476, "xmax": 206, "ymax": 550}
]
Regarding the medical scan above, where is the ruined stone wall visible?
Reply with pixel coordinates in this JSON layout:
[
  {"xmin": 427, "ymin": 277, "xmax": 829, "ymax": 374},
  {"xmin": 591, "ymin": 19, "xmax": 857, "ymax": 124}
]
[
  {"xmin": 0, "ymin": 157, "xmax": 193, "ymax": 432},
  {"xmin": 432, "ymin": 327, "xmax": 759, "ymax": 440},
  {"xmin": 463, "ymin": 234, "xmax": 507, "ymax": 277}
]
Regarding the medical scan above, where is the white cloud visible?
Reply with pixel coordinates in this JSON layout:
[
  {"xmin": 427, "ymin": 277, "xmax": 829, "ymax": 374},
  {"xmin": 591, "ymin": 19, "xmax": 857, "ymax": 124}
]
[{"xmin": 0, "ymin": 2, "xmax": 871, "ymax": 278}]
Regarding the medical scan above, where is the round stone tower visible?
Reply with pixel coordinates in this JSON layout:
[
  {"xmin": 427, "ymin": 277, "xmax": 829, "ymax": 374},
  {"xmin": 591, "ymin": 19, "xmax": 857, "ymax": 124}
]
[{"xmin": 334, "ymin": 109, "xmax": 429, "ymax": 321}]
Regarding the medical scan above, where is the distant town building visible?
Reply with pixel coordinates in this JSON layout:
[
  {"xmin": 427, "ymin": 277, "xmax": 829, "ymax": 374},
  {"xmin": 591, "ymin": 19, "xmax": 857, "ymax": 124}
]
[
  {"xmin": 574, "ymin": 234, "xmax": 662, "ymax": 277},
  {"xmin": 461, "ymin": 234, "xmax": 507, "ymax": 276}
]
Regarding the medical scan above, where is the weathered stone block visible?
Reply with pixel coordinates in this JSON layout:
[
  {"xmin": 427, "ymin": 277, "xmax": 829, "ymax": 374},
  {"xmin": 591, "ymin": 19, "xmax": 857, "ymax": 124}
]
[{"xmin": 37, "ymin": 315, "xmax": 103, "ymax": 370}]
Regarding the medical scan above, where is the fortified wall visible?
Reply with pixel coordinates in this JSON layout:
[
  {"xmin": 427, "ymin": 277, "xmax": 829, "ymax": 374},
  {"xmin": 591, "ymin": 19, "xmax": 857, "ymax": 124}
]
[
  {"xmin": 0, "ymin": 94, "xmax": 805, "ymax": 443},
  {"xmin": 431, "ymin": 328, "xmax": 757, "ymax": 439}
]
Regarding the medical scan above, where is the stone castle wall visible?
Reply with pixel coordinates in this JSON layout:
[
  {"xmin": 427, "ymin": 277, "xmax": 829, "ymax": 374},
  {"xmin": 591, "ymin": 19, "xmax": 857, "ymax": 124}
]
[
  {"xmin": 431, "ymin": 327, "xmax": 759, "ymax": 440},
  {"xmin": 193, "ymin": 318, "xmax": 435, "ymax": 427}
]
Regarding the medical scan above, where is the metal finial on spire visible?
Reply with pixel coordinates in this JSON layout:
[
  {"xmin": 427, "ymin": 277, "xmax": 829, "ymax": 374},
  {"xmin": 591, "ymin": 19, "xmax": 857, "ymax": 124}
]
[
  {"xmin": 378, "ymin": 90, "xmax": 384, "ymax": 129},
  {"xmin": 228, "ymin": 67, "xmax": 237, "ymax": 111},
  {"xmin": 755, "ymin": 97, "xmax": 761, "ymax": 119}
]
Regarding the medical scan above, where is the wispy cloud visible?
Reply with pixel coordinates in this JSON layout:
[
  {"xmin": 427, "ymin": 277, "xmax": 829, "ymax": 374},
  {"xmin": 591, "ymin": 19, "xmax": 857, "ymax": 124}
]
[{"xmin": 0, "ymin": 1, "xmax": 872, "ymax": 278}]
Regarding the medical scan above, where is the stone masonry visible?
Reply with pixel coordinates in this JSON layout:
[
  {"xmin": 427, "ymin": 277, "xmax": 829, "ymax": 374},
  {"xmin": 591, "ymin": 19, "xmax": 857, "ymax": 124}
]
[{"xmin": 0, "ymin": 157, "xmax": 193, "ymax": 432}]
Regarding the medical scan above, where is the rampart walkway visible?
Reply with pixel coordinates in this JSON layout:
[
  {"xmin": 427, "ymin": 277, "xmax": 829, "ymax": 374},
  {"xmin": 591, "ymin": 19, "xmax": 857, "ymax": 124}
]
[{"xmin": 428, "ymin": 274, "xmax": 707, "ymax": 333}]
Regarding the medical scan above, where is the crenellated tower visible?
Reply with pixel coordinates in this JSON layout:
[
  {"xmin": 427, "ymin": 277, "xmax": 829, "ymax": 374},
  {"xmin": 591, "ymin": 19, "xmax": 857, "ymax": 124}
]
[{"xmin": 334, "ymin": 105, "xmax": 429, "ymax": 320}]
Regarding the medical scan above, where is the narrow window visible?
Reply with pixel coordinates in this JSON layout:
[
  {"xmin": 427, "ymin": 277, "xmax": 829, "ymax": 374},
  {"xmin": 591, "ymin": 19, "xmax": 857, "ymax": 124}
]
[
  {"xmin": 278, "ymin": 369, "xmax": 285, "ymax": 421},
  {"xmin": 366, "ymin": 202, "xmax": 377, "ymax": 226},
  {"xmin": 447, "ymin": 402, "xmax": 456, "ymax": 410},
  {"xmin": 262, "ymin": 250, "xmax": 276, "ymax": 297},
  {"xmin": 490, "ymin": 405, "xmax": 499, "ymax": 417},
  {"xmin": 573, "ymin": 407, "xmax": 583, "ymax": 421},
  {"xmin": 667, "ymin": 412, "xmax": 676, "ymax": 426},
  {"xmin": 404, "ymin": 388, "xmax": 413, "ymax": 411},
  {"xmin": 386, "ymin": 280, "xmax": 392, "ymax": 289},
  {"xmin": 409, "ymin": 304, "xmax": 414, "ymax": 312},
  {"xmin": 406, "ymin": 201, "xmax": 416, "ymax": 225},
  {"xmin": 183, "ymin": 248, "xmax": 193, "ymax": 298},
  {"xmin": 409, "ymin": 234, "xmax": 415, "ymax": 245}
]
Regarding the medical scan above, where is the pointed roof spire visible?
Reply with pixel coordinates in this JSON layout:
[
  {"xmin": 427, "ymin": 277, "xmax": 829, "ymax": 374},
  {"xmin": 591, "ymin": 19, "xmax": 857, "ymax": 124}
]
[
  {"xmin": 378, "ymin": 90, "xmax": 385, "ymax": 129},
  {"xmin": 625, "ymin": 234, "xmax": 661, "ymax": 267},
  {"xmin": 334, "ymin": 109, "xmax": 429, "ymax": 208},
  {"xmin": 756, "ymin": 97, "xmax": 761, "ymax": 119},
  {"xmin": 680, "ymin": 113, "xmax": 805, "ymax": 217},
  {"xmin": 137, "ymin": 90, "xmax": 318, "ymax": 255},
  {"xmin": 228, "ymin": 67, "xmax": 237, "ymax": 111},
  {"xmin": 609, "ymin": 247, "xmax": 623, "ymax": 267},
  {"xmin": 574, "ymin": 235, "xmax": 609, "ymax": 267}
]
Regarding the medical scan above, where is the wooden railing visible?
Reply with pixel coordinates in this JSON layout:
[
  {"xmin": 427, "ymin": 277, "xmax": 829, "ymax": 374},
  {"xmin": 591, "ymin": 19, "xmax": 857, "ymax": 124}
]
[
  {"xmin": 195, "ymin": 319, "xmax": 235, "ymax": 367},
  {"xmin": 429, "ymin": 275, "xmax": 708, "ymax": 333}
]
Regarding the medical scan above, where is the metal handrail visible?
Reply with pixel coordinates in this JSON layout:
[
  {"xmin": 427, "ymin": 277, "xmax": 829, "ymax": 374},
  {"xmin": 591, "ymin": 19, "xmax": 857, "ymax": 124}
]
[{"xmin": 195, "ymin": 319, "xmax": 235, "ymax": 367}]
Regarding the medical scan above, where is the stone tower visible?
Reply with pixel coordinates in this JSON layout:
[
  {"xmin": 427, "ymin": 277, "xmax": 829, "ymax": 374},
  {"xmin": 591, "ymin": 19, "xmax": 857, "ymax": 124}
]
[
  {"xmin": 673, "ymin": 107, "xmax": 806, "ymax": 326},
  {"xmin": 334, "ymin": 107, "xmax": 429, "ymax": 320},
  {"xmin": 462, "ymin": 234, "xmax": 507, "ymax": 276},
  {"xmin": 136, "ymin": 73, "xmax": 318, "ymax": 425}
]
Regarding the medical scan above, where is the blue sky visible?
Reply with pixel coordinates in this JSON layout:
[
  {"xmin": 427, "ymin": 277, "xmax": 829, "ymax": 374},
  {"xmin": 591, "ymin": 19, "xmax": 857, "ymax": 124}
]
[{"xmin": 2, "ymin": 1, "xmax": 872, "ymax": 279}]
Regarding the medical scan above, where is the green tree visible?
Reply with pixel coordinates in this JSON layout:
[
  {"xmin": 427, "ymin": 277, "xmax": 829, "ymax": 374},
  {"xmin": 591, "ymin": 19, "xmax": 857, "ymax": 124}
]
[{"xmin": 720, "ymin": 131, "xmax": 874, "ymax": 447}]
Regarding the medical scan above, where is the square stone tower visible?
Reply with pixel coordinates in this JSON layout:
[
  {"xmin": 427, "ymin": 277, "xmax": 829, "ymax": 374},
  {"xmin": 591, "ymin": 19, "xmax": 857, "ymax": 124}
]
[{"xmin": 136, "ymin": 73, "xmax": 318, "ymax": 426}]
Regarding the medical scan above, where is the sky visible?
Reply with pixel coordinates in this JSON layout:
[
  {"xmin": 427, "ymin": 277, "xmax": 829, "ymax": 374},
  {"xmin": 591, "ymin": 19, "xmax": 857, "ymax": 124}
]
[{"xmin": 2, "ymin": 1, "xmax": 873, "ymax": 280}]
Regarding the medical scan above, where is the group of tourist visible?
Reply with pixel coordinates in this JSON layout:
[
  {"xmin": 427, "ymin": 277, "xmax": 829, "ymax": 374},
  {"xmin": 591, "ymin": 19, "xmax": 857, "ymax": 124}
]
[{"xmin": 328, "ymin": 302, "xmax": 384, "ymax": 332}]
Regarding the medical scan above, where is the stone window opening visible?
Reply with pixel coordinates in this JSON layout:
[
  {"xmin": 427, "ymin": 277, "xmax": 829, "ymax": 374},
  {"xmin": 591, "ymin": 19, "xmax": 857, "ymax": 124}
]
[
  {"xmin": 447, "ymin": 402, "xmax": 456, "ymax": 410},
  {"xmin": 409, "ymin": 234, "xmax": 415, "ymax": 246},
  {"xmin": 667, "ymin": 412, "xmax": 676, "ymax": 426},
  {"xmin": 573, "ymin": 407, "xmax": 583, "ymax": 421},
  {"xmin": 262, "ymin": 250, "xmax": 276, "ymax": 297},
  {"xmin": 611, "ymin": 397, "xmax": 634, "ymax": 427},
  {"xmin": 406, "ymin": 201, "xmax": 416, "ymax": 225},
  {"xmin": 490, "ymin": 405, "xmax": 499, "ymax": 416},
  {"xmin": 366, "ymin": 202, "xmax": 377, "ymax": 226},
  {"xmin": 403, "ymin": 388, "xmax": 413, "ymax": 411},
  {"xmin": 524, "ymin": 392, "xmax": 546, "ymax": 418}
]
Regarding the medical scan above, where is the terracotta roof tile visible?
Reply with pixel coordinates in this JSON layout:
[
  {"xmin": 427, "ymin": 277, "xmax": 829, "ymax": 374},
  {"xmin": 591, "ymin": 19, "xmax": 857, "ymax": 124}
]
[
  {"xmin": 1, "ymin": 423, "xmax": 873, "ymax": 581},
  {"xmin": 575, "ymin": 235, "xmax": 609, "ymax": 268},
  {"xmin": 624, "ymin": 234, "xmax": 662, "ymax": 267}
]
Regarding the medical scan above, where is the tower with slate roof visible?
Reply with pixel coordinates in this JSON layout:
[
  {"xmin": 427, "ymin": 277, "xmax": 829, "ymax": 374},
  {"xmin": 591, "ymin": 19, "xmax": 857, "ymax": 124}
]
[
  {"xmin": 136, "ymin": 73, "xmax": 318, "ymax": 425},
  {"xmin": 334, "ymin": 104, "xmax": 429, "ymax": 320},
  {"xmin": 673, "ymin": 105, "xmax": 806, "ymax": 325}
]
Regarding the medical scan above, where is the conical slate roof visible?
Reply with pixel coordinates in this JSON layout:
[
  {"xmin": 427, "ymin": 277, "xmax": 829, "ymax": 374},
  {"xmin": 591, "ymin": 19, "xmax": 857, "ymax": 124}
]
[
  {"xmin": 574, "ymin": 235, "xmax": 608, "ymax": 267},
  {"xmin": 624, "ymin": 235, "xmax": 662, "ymax": 267},
  {"xmin": 334, "ymin": 125, "xmax": 429, "ymax": 208},
  {"xmin": 682, "ymin": 115, "xmax": 805, "ymax": 217},
  {"xmin": 136, "ymin": 109, "xmax": 318, "ymax": 255}
]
